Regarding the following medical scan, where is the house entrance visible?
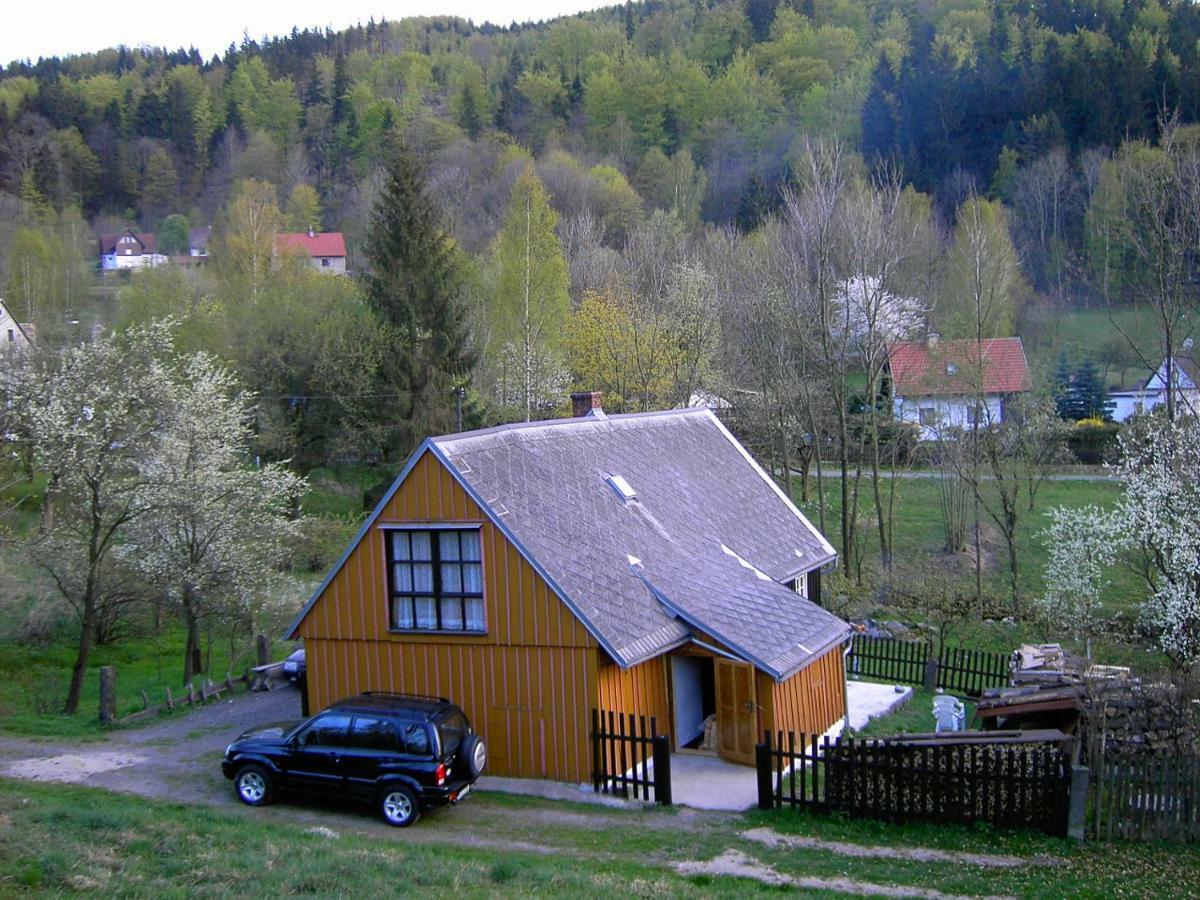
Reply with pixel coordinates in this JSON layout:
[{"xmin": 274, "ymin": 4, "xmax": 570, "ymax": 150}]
[{"xmin": 670, "ymin": 655, "xmax": 715, "ymax": 750}]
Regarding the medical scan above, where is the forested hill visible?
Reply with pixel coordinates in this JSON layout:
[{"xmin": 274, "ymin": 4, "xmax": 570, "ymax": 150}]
[{"xmin": 2, "ymin": 0, "xmax": 1198, "ymax": 234}]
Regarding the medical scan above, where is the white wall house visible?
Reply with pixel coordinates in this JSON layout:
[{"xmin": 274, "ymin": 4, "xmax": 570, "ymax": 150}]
[
  {"xmin": 275, "ymin": 231, "xmax": 348, "ymax": 274},
  {"xmin": 0, "ymin": 299, "xmax": 34, "ymax": 350},
  {"xmin": 99, "ymin": 229, "xmax": 166, "ymax": 271},
  {"xmin": 1109, "ymin": 357, "xmax": 1200, "ymax": 422},
  {"xmin": 888, "ymin": 335, "xmax": 1032, "ymax": 441}
]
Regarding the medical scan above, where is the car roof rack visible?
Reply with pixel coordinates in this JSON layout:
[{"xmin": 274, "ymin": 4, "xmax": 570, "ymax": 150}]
[{"xmin": 359, "ymin": 690, "xmax": 451, "ymax": 704}]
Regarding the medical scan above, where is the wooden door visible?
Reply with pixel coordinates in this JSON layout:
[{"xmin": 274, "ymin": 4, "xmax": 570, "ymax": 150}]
[{"xmin": 715, "ymin": 659, "xmax": 756, "ymax": 765}]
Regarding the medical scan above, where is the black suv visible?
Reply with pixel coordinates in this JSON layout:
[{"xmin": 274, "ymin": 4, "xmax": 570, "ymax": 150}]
[{"xmin": 221, "ymin": 692, "xmax": 487, "ymax": 826}]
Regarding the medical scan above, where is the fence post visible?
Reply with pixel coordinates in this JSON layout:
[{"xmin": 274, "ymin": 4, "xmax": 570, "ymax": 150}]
[
  {"xmin": 1068, "ymin": 765, "xmax": 1090, "ymax": 841},
  {"xmin": 756, "ymin": 738, "xmax": 774, "ymax": 810},
  {"xmin": 99, "ymin": 666, "xmax": 117, "ymax": 724},
  {"xmin": 652, "ymin": 734, "xmax": 672, "ymax": 806},
  {"xmin": 923, "ymin": 658, "xmax": 939, "ymax": 692}
]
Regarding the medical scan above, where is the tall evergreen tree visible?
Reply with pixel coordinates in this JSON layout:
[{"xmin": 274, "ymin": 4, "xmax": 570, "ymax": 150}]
[{"xmin": 363, "ymin": 142, "xmax": 475, "ymax": 458}]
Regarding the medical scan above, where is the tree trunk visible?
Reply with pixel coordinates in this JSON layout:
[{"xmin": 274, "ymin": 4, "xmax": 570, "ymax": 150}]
[
  {"xmin": 182, "ymin": 590, "xmax": 201, "ymax": 685},
  {"xmin": 62, "ymin": 598, "xmax": 96, "ymax": 715}
]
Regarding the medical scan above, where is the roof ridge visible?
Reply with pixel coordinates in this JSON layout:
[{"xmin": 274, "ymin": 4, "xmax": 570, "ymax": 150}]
[{"xmin": 433, "ymin": 406, "xmax": 711, "ymax": 447}]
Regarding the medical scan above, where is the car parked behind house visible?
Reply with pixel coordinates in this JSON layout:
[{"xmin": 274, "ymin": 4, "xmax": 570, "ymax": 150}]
[{"xmin": 221, "ymin": 692, "xmax": 487, "ymax": 826}]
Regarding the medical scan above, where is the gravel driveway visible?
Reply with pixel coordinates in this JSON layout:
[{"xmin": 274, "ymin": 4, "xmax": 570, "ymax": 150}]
[{"xmin": 0, "ymin": 688, "xmax": 303, "ymax": 808}]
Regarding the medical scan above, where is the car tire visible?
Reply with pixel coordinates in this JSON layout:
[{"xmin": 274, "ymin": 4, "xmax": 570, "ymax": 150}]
[
  {"xmin": 234, "ymin": 764, "xmax": 274, "ymax": 807},
  {"xmin": 461, "ymin": 733, "xmax": 487, "ymax": 778},
  {"xmin": 378, "ymin": 784, "xmax": 421, "ymax": 827}
]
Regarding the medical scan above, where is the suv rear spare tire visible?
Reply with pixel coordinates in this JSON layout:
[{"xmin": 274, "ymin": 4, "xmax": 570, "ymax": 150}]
[{"xmin": 461, "ymin": 733, "xmax": 487, "ymax": 778}]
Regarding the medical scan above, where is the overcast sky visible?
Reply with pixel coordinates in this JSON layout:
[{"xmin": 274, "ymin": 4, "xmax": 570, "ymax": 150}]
[{"xmin": 4, "ymin": 1, "xmax": 612, "ymax": 67}]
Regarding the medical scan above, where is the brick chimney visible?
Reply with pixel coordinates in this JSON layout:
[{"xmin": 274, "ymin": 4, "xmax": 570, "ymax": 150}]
[{"xmin": 571, "ymin": 391, "xmax": 603, "ymax": 418}]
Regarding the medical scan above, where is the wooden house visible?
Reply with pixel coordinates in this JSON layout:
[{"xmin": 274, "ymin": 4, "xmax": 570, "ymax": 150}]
[{"xmin": 286, "ymin": 394, "xmax": 849, "ymax": 783}]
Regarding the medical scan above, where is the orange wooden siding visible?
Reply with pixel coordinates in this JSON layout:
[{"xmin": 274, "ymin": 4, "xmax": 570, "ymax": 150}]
[
  {"xmin": 765, "ymin": 644, "xmax": 847, "ymax": 740},
  {"xmin": 295, "ymin": 449, "xmax": 600, "ymax": 782},
  {"xmin": 596, "ymin": 655, "xmax": 672, "ymax": 738}
]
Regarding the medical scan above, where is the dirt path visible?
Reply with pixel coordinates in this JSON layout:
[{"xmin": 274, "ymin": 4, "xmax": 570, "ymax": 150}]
[{"xmin": 742, "ymin": 827, "xmax": 1056, "ymax": 869}]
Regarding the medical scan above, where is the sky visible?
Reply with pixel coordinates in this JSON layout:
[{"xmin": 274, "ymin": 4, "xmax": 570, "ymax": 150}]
[{"xmin": 3, "ymin": 1, "xmax": 613, "ymax": 67}]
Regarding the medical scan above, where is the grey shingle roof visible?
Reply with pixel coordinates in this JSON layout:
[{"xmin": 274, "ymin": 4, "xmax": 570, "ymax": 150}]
[{"xmin": 433, "ymin": 408, "xmax": 847, "ymax": 680}]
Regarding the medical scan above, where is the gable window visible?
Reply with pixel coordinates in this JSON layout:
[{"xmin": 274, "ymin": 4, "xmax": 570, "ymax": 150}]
[{"xmin": 387, "ymin": 528, "xmax": 484, "ymax": 633}]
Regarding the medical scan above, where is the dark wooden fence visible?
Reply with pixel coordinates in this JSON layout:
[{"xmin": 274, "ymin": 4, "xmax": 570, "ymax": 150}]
[
  {"xmin": 848, "ymin": 635, "xmax": 1010, "ymax": 698},
  {"xmin": 591, "ymin": 709, "xmax": 672, "ymax": 805},
  {"xmin": 936, "ymin": 644, "xmax": 1012, "ymax": 696},
  {"xmin": 1091, "ymin": 753, "xmax": 1200, "ymax": 843},
  {"xmin": 757, "ymin": 731, "xmax": 1072, "ymax": 837}
]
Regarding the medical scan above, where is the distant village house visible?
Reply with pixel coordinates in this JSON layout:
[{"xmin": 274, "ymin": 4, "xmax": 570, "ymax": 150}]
[
  {"xmin": 888, "ymin": 335, "xmax": 1033, "ymax": 440},
  {"xmin": 1109, "ymin": 356, "xmax": 1200, "ymax": 422},
  {"xmin": 99, "ymin": 229, "xmax": 167, "ymax": 271},
  {"xmin": 275, "ymin": 230, "xmax": 347, "ymax": 274},
  {"xmin": 0, "ymin": 300, "xmax": 34, "ymax": 349}
]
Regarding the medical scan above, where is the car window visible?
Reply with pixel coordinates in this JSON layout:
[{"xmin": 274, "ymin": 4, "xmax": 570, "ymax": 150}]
[
  {"xmin": 350, "ymin": 716, "xmax": 401, "ymax": 752},
  {"xmin": 295, "ymin": 714, "xmax": 352, "ymax": 748},
  {"xmin": 437, "ymin": 712, "xmax": 469, "ymax": 755},
  {"xmin": 400, "ymin": 722, "xmax": 431, "ymax": 755}
]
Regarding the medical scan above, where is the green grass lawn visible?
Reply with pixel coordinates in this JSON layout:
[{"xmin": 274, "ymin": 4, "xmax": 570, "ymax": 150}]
[
  {"xmin": 0, "ymin": 626, "xmax": 255, "ymax": 739},
  {"xmin": 0, "ymin": 779, "xmax": 1196, "ymax": 897}
]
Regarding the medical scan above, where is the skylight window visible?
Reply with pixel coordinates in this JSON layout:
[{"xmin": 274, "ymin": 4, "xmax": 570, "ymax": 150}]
[{"xmin": 606, "ymin": 473, "xmax": 637, "ymax": 502}]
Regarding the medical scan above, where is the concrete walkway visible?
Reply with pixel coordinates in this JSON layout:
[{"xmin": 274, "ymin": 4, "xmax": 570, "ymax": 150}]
[
  {"xmin": 844, "ymin": 680, "xmax": 914, "ymax": 732},
  {"xmin": 670, "ymin": 751, "xmax": 759, "ymax": 811}
]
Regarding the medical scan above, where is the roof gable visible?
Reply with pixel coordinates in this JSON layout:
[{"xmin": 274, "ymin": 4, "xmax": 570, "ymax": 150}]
[
  {"xmin": 1145, "ymin": 356, "xmax": 1200, "ymax": 392},
  {"xmin": 889, "ymin": 337, "xmax": 1032, "ymax": 397},
  {"xmin": 99, "ymin": 229, "xmax": 156, "ymax": 254}
]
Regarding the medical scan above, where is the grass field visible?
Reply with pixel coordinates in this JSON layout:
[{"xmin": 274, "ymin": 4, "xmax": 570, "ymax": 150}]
[{"xmin": 0, "ymin": 778, "xmax": 1195, "ymax": 897}]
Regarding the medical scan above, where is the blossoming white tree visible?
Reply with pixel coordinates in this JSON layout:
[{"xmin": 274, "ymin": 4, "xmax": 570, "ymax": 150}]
[
  {"xmin": 8, "ymin": 325, "xmax": 177, "ymax": 714},
  {"xmin": 125, "ymin": 354, "xmax": 306, "ymax": 685},
  {"xmin": 1041, "ymin": 416, "xmax": 1200, "ymax": 664}
]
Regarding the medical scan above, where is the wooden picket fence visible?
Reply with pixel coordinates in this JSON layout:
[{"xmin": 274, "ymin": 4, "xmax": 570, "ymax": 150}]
[
  {"xmin": 757, "ymin": 731, "xmax": 1072, "ymax": 837},
  {"xmin": 590, "ymin": 709, "xmax": 672, "ymax": 805},
  {"xmin": 848, "ymin": 635, "xmax": 1010, "ymax": 697},
  {"xmin": 1091, "ymin": 753, "xmax": 1200, "ymax": 842}
]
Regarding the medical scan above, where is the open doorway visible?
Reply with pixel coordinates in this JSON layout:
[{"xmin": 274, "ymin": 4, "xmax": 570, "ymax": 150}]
[{"xmin": 671, "ymin": 655, "xmax": 715, "ymax": 750}]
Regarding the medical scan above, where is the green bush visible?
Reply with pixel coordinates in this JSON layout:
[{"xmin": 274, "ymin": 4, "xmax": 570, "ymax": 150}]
[
  {"xmin": 1066, "ymin": 420, "xmax": 1120, "ymax": 465},
  {"xmin": 293, "ymin": 516, "xmax": 359, "ymax": 573}
]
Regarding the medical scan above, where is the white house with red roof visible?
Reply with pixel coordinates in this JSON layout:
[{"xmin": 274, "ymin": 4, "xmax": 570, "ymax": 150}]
[
  {"xmin": 275, "ymin": 229, "xmax": 347, "ymax": 274},
  {"xmin": 888, "ymin": 335, "xmax": 1033, "ymax": 440}
]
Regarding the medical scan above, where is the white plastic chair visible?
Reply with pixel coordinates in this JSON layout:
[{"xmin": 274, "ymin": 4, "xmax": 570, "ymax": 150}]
[{"xmin": 932, "ymin": 695, "xmax": 966, "ymax": 732}]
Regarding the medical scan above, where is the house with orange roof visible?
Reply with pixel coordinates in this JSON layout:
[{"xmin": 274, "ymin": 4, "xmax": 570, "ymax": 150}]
[
  {"xmin": 887, "ymin": 334, "xmax": 1033, "ymax": 440},
  {"xmin": 276, "ymin": 229, "xmax": 347, "ymax": 274}
]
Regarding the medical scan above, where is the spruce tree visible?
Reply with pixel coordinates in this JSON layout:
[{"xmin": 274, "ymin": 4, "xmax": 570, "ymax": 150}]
[
  {"xmin": 364, "ymin": 142, "xmax": 475, "ymax": 458},
  {"xmin": 1052, "ymin": 351, "xmax": 1075, "ymax": 420}
]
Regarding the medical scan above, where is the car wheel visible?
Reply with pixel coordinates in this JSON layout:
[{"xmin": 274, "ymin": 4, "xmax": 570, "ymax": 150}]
[
  {"xmin": 234, "ymin": 764, "xmax": 274, "ymax": 807},
  {"xmin": 378, "ymin": 785, "xmax": 421, "ymax": 827},
  {"xmin": 461, "ymin": 734, "xmax": 487, "ymax": 778}
]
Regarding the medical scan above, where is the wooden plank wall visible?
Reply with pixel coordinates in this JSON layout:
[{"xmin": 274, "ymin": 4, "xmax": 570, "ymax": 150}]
[
  {"xmin": 296, "ymin": 449, "xmax": 601, "ymax": 783},
  {"xmin": 768, "ymin": 644, "xmax": 846, "ymax": 739},
  {"xmin": 596, "ymin": 655, "xmax": 672, "ymax": 741}
]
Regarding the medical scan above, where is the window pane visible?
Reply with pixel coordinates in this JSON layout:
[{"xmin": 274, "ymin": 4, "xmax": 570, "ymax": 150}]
[
  {"xmin": 462, "ymin": 563, "xmax": 482, "ymax": 594},
  {"xmin": 351, "ymin": 716, "xmax": 399, "ymax": 751},
  {"xmin": 410, "ymin": 531, "xmax": 432, "ymax": 560},
  {"xmin": 393, "ymin": 564, "xmax": 413, "ymax": 593},
  {"xmin": 414, "ymin": 597, "xmax": 437, "ymax": 629},
  {"xmin": 439, "ymin": 531, "xmax": 460, "ymax": 561},
  {"xmin": 412, "ymin": 563, "xmax": 434, "ymax": 592},
  {"xmin": 441, "ymin": 565, "xmax": 461, "ymax": 593},
  {"xmin": 464, "ymin": 597, "xmax": 485, "ymax": 631},
  {"xmin": 402, "ymin": 723, "xmax": 430, "ymax": 755},
  {"xmin": 461, "ymin": 531, "xmax": 481, "ymax": 561},
  {"xmin": 390, "ymin": 532, "xmax": 410, "ymax": 561},
  {"xmin": 301, "ymin": 714, "xmax": 352, "ymax": 747},
  {"xmin": 440, "ymin": 597, "xmax": 463, "ymax": 630},
  {"xmin": 393, "ymin": 597, "xmax": 414, "ymax": 629}
]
